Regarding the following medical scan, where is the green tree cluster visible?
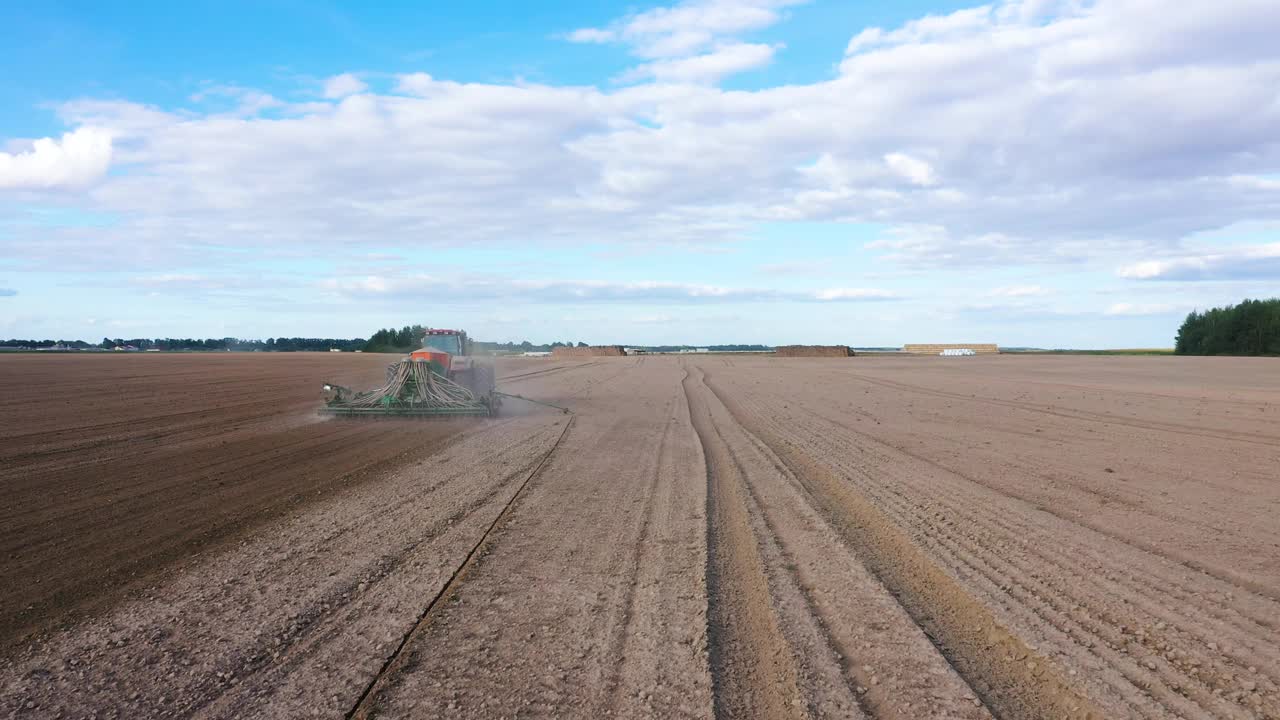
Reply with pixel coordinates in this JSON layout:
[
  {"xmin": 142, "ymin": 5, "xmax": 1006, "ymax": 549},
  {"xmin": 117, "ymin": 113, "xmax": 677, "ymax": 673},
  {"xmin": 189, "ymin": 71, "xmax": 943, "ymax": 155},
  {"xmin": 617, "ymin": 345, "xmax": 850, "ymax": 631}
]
[
  {"xmin": 1175, "ymin": 298, "xmax": 1280, "ymax": 355},
  {"xmin": 363, "ymin": 325, "xmax": 427, "ymax": 353},
  {"xmin": 0, "ymin": 339, "xmax": 93, "ymax": 349}
]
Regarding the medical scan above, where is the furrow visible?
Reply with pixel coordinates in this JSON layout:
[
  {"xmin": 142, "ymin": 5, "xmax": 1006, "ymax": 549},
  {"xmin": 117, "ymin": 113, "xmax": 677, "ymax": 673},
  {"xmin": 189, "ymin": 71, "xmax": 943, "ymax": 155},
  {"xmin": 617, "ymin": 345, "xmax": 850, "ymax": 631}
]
[
  {"xmin": 722, "ymin": 376, "xmax": 1280, "ymax": 717},
  {"xmin": 688, "ymin": 366, "xmax": 993, "ymax": 719},
  {"xmin": 704, "ymin": 372, "xmax": 1104, "ymax": 720},
  {"xmin": 346, "ymin": 416, "xmax": 575, "ymax": 720},
  {"xmin": 780, "ymin": 399, "xmax": 1280, "ymax": 683},
  {"xmin": 840, "ymin": 371, "xmax": 1280, "ymax": 448},
  {"xmin": 754, "ymin": 380, "xmax": 1280, "ymax": 641},
  {"xmin": 604, "ymin": 396, "xmax": 677, "ymax": 712},
  {"xmin": 683, "ymin": 370, "xmax": 806, "ymax": 720}
]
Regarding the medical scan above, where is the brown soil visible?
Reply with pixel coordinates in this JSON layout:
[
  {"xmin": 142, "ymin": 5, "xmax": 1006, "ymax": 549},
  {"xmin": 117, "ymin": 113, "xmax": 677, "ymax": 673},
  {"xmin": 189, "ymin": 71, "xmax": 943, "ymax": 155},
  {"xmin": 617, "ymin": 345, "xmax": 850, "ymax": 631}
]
[
  {"xmin": 3, "ymin": 353, "xmax": 1279, "ymax": 719},
  {"xmin": 0, "ymin": 353, "xmax": 468, "ymax": 649}
]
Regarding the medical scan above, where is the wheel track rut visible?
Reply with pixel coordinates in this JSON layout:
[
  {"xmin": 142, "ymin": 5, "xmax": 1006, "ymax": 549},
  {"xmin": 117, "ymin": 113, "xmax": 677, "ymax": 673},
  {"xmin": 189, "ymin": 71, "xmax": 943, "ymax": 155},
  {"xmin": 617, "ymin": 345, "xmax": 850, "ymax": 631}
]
[
  {"xmin": 768, "ymin": 399, "xmax": 1280, "ymax": 717},
  {"xmin": 700, "ymin": 367, "xmax": 1104, "ymax": 720},
  {"xmin": 361, "ymin": 360, "xmax": 713, "ymax": 718},
  {"xmin": 838, "ymin": 370, "xmax": 1280, "ymax": 448},
  {"xmin": 798, "ymin": 393, "xmax": 1280, "ymax": 606},
  {"xmin": 345, "ymin": 415, "xmax": 575, "ymax": 720},
  {"xmin": 711, "ymin": 365, "xmax": 1280, "ymax": 718},
  {"xmin": 687, "ymin": 366, "xmax": 994, "ymax": 719},
  {"xmin": 684, "ymin": 368, "xmax": 806, "ymax": 719},
  {"xmin": 759, "ymin": 388, "xmax": 1280, "ymax": 665}
]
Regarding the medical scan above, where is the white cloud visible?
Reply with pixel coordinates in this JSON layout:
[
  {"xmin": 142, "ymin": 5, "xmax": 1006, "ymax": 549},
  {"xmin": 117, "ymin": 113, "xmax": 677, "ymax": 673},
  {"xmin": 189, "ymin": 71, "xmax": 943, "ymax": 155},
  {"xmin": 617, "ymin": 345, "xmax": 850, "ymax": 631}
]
[
  {"xmin": 1104, "ymin": 302, "xmax": 1180, "ymax": 316},
  {"xmin": 758, "ymin": 259, "xmax": 833, "ymax": 275},
  {"xmin": 319, "ymin": 274, "xmax": 898, "ymax": 304},
  {"xmin": 0, "ymin": 127, "xmax": 112, "ymax": 190},
  {"xmin": 622, "ymin": 42, "xmax": 778, "ymax": 84},
  {"xmin": 1118, "ymin": 243, "xmax": 1280, "ymax": 280},
  {"xmin": 323, "ymin": 73, "xmax": 368, "ymax": 99},
  {"xmin": 130, "ymin": 274, "xmax": 231, "ymax": 290},
  {"xmin": 986, "ymin": 285, "xmax": 1050, "ymax": 298},
  {"xmin": 580, "ymin": 0, "xmax": 803, "ymax": 56},
  {"xmin": 883, "ymin": 152, "xmax": 938, "ymax": 187},
  {"xmin": 570, "ymin": 0, "xmax": 801, "ymax": 82},
  {"xmin": 189, "ymin": 85, "xmax": 283, "ymax": 116},
  {"xmin": 1227, "ymin": 174, "xmax": 1280, "ymax": 191},
  {"xmin": 566, "ymin": 28, "xmax": 615, "ymax": 44},
  {"xmin": 865, "ymin": 225, "xmax": 1067, "ymax": 267},
  {"xmin": 8, "ymin": 0, "xmax": 1280, "ymax": 283},
  {"xmin": 132, "ymin": 273, "xmax": 208, "ymax": 286},
  {"xmin": 632, "ymin": 314, "xmax": 676, "ymax": 324},
  {"xmin": 812, "ymin": 287, "xmax": 900, "ymax": 301}
]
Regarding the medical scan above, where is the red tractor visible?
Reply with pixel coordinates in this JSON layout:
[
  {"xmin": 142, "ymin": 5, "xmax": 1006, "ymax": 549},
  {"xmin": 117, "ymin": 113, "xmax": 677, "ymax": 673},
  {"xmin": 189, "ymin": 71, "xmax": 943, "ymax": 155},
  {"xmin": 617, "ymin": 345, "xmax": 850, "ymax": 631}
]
[
  {"xmin": 321, "ymin": 327, "xmax": 499, "ymax": 417},
  {"xmin": 410, "ymin": 328, "xmax": 498, "ymax": 411}
]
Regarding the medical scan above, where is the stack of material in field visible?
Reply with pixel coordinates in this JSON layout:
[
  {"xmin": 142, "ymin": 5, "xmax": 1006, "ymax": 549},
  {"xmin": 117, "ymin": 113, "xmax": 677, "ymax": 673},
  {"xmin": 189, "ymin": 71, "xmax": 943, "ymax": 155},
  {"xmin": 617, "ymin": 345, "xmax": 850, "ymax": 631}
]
[
  {"xmin": 903, "ymin": 343, "xmax": 999, "ymax": 354},
  {"xmin": 551, "ymin": 345, "xmax": 627, "ymax": 358},
  {"xmin": 774, "ymin": 345, "xmax": 854, "ymax": 357}
]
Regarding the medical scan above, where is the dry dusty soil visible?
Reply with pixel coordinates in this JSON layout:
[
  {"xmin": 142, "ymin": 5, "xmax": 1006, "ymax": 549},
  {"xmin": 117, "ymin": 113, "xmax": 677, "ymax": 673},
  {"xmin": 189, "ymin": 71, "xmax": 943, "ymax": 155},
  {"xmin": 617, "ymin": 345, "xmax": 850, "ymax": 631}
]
[{"xmin": 2, "ymin": 353, "xmax": 1278, "ymax": 719}]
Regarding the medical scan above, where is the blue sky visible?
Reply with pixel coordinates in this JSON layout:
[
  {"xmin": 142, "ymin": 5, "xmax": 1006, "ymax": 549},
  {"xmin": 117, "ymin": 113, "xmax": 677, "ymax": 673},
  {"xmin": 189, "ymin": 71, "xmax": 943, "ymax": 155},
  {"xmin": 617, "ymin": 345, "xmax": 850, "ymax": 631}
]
[{"xmin": 2, "ymin": 0, "xmax": 1279, "ymax": 347}]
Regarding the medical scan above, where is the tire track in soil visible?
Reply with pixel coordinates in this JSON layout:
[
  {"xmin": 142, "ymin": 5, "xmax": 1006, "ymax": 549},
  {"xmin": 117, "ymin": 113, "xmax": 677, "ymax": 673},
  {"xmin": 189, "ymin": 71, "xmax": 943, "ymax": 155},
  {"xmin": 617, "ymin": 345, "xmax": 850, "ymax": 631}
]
[
  {"xmin": 752, "ymin": 364, "xmax": 1280, "ymax": 636},
  {"xmin": 580, "ymin": 378, "xmax": 703, "ymax": 717},
  {"xmin": 362, "ymin": 361, "xmax": 712, "ymax": 719},
  {"xmin": 687, "ymin": 366, "xmax": 998, "ymax": 719},
  {"xmin": 689, "ymin": 370, "xmax": 871, "ymax": 719},
  {"xmin": 603, "ymin": 393, "xmax": 675, "ymax": 708},
  {"xmin": 838, "ymin": 371, "xmax": 1280, "ymax": 448},
  {"xmin": 794, "ymin": 378, "xmax": 1280, "ymax": 607},
  {"xmin": 683, "ymin": 369, "xmax": 806, "ymax": 720},
  {"xmin": 730, "ymin": 382, "xmax": 1280, "ymax": 718},
  {"xmin": 498, "ymin": 361, "xmax": 599, "ymax": 383},
  {"xmin": 1, "ymin": 414, "xmax": 568, "ymax": 719},
  {"xmin": 1, "ymin": 421, "xmax": 474, "ymax": 651},
  {"xmin": 345, "ymin": 415, "xmax": 575, "ymax": 720},
  {"xmin": 793, "ymin": 394, "xmax": 1280, "ymax": 622},
  {"xmin": 700, "ymin": 370, "xmax": 1104, "ymax": 720},
  {"xmin": 194, "ymin": 453, "xmax": 550, "ymax": 718}
]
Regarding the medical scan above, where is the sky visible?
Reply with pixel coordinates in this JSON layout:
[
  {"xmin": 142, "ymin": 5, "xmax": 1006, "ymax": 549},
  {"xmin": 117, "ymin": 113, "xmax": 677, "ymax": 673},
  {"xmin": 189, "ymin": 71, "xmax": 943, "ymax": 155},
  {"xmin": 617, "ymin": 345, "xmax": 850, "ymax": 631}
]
[{"xmin": 2, "ymin": 0, "xmax": 1278, "ymax": 348}]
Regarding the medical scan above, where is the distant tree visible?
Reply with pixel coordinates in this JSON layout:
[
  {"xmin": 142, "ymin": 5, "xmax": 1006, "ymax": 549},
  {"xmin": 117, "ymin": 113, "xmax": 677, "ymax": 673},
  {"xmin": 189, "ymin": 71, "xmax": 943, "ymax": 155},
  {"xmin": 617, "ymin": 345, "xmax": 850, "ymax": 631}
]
[
  {"xmin": 1175, "ymin": 298, "xmax": 1280, "ymax": 355},
  {"xmin": 362, "ymin": 325, "xmax": 424, "ymax": 353}
]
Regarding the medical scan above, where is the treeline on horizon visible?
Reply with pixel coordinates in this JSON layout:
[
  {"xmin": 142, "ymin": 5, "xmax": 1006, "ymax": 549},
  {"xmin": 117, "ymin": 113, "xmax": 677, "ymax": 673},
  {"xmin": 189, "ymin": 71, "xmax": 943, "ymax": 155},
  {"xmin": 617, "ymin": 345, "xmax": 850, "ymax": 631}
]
[
  {"xmin": 3, "ymin": 327, "xmax": 774, "ymax": 354},
  {"xmin": 364, "ymin": 325, "xmax": 771, "ymax": 354},
  {"xmin": 0, "ymin": 337, "xmax": 367, "ymax": 352},
  {"xmin": 362, "ymin": 324, "xmax": 594, "ymax": 353},
  {"xmin": 1175, "ymin": 298, "xmax": 1280, "ymax": 356}
]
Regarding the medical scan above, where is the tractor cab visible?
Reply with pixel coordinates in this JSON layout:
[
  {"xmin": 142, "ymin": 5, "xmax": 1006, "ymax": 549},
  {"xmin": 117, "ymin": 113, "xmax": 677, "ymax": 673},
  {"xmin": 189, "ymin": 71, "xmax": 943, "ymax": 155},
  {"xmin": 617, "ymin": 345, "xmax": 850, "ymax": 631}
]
[{"xmin": 410, "ymin": 328, "xmax": 469, "ymax": 372}]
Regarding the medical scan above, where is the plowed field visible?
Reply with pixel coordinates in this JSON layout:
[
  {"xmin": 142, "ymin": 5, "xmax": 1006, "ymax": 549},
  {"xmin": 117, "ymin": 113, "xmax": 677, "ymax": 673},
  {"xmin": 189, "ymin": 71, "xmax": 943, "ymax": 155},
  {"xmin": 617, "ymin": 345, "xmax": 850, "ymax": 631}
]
[{"xmin": 2, "ymin": 353, "xmax": 1278, "ymax": 719}]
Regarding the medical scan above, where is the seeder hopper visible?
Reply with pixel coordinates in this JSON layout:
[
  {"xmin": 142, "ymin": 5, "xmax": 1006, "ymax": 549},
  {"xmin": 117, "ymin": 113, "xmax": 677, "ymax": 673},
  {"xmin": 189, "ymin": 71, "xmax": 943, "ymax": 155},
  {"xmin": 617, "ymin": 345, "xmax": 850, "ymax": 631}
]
[{"xmin": 321, "ymin": 328, "xmax": 500, "ymax": 418}]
